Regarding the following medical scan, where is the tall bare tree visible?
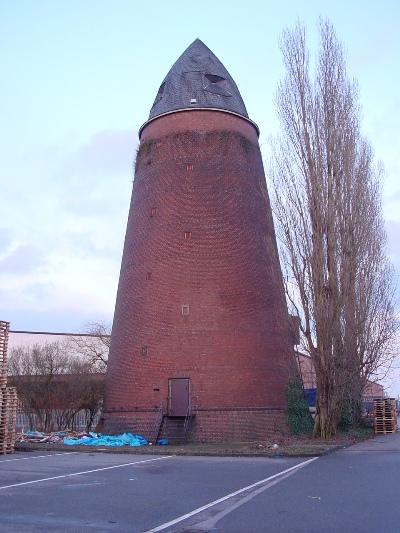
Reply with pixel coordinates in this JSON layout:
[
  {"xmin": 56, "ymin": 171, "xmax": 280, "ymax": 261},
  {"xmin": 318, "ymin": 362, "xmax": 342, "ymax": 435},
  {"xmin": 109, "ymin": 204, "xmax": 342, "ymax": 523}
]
[{"xmin": 270, "ymin": 20, "xmax": 398, "ymax": 437}]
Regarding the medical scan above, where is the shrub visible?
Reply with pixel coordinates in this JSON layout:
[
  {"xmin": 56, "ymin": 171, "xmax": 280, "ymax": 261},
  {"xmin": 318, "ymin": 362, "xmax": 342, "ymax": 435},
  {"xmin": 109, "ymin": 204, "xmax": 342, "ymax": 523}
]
[{"xmin": 287, "ymin": 378, "xmax": 314, "ymax": 435}]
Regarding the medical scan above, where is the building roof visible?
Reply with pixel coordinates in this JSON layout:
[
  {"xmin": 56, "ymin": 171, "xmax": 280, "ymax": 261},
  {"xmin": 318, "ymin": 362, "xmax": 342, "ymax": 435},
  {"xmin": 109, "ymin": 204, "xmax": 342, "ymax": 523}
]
[{"xmin": 146, "ymin": 39, "xmax": 249, "ymax": 123}]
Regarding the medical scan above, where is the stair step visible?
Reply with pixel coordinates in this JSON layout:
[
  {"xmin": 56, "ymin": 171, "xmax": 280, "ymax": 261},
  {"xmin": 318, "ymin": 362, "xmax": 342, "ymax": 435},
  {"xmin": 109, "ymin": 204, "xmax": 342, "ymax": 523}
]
[{"xmin": 159, "ymin": 416, "xmax": 190, "ymax": 444}]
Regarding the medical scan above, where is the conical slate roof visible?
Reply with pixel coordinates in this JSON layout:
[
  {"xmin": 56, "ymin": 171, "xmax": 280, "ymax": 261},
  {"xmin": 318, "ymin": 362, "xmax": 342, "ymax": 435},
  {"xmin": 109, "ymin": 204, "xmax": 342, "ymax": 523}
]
[{"xmin": 147, "ymin": 39, "xmax": 249, "ymax": 121}]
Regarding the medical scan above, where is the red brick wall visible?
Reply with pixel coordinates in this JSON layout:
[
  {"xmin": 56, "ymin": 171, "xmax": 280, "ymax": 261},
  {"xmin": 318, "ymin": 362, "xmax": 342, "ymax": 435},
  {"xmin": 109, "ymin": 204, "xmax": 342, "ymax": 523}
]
[
  {"xmin": 102, "ymin": 409, "xmax": 161, "ymax": 439},
  {"xmin": 297, "ymin": 353, "xmax": 317, "ymax": 389},
  {"xmin": 190, "ymin": 408, "xmax": 289, "ymax": 442},
  {"xmin": 103, "ymin": 110, "xmax": 294, "ymax": 439},
  {"xmin": 363, "ymin": 381, "xmax": 384, "ymax": 398},
  {"xmin": 102, "ymin": 408, "xmax": 288, "ymax": 443},
  {"xmin": 297, "ymin": 351, "xmax": 384, "ymax": 399}
]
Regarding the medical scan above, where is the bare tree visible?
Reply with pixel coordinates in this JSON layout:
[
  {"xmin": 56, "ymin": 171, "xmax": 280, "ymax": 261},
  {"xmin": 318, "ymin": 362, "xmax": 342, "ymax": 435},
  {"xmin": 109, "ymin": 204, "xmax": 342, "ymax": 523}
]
[
  {"xmin": 67, "ymin": 322, "xmax": 111, "ymax": 372},
  {"xmin": 8, "ymin": 342, "xmax": 104, "ymax": 432},
  {"xmin": 270, "ymin": 20, "xmax": 398, "ymax": 437},
  {"xmin": 8, "ymin": 343, "xmax": 71, "ymax": 431}
]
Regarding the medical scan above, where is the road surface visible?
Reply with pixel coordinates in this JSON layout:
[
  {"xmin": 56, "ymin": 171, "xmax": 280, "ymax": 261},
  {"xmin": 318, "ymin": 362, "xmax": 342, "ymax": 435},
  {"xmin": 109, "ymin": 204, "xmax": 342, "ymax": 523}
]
[{"xmin": 0, "ymin": 433, "xmax": 399, "ymax": 532}]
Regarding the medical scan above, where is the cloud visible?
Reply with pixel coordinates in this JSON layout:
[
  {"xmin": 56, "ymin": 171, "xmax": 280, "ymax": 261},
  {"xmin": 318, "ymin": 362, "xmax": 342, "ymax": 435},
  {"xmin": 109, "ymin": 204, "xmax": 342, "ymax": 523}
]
[
  {"xmin": 54, "ymin": 129, "xmax": 135, "ymax": 220},
  {"xmin": 0, "ymin": 128, "xmax": 136, "ymax": 330},
  {"xmin": 0, "ymin": 228, "xmax": 13, "ymax": 253},
  {"xmin": 0, "ymin": 245, "xmax": 46, "ymax": 274},
  {"xmin": 0, "ymin": 249, "xmax": 118, "ymax": 330},
  {"xmin": 385, "ymin": 190, "xmax": 400, "ymax": 205},
  {"xmin": 72, "ymin": 129, "xmax": 137, "ymax": 176}
]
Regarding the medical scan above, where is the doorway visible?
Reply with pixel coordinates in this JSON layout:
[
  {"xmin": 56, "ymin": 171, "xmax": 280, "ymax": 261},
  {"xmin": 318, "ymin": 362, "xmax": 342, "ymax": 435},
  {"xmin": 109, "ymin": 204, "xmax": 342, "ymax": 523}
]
[{"xmin": 168, "ymin": 378, "xmax": 190, "ymax": 417}]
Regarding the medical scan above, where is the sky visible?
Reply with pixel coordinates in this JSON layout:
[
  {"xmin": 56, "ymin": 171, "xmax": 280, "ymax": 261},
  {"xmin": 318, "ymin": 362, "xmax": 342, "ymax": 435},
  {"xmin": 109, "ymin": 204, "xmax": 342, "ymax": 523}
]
[{"xmin": 1, "ymin": 1, "xmax": 399, "ymax": 393}]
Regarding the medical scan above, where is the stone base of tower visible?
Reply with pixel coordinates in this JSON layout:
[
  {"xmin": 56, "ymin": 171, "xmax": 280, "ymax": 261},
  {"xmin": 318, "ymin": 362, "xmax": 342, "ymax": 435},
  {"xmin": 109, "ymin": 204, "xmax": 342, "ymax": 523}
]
[
  {"xmin": 188, "ymin": 408, "xmax": 289, "ymax": 442},
  {"xmin": 100, "ymin": 409, "xmax": 161, "ymax": 440},
  {"xmin": 101, "ymin": 408, "xmax": 289, "ymax": 443}
]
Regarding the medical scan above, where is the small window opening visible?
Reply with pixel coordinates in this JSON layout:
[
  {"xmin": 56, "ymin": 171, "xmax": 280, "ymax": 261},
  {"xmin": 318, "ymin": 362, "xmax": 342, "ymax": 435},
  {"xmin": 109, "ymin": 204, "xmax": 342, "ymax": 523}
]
[
  {"xmin": 141, "ymin": 346, "xmax": 148, "ymax": 356},
  {"xmin": 150, "ymin": 207, "xmax": 157, "ymax": 217},
  {"xmin": 153, "ymin": 387, "xmax": 160, "ymax": 392},
  {"xmin": 146, "ymin": 272, "xmax": 152, "ymax": 280},
  {"xmin": 190, "ymin": 98, "xmax": 197, "ymax": 104},
  {"xmin": 186, "ymin": 164, "xmax": 194, "ymax": 172},
  {"xmin": 182, "ymin": 304, "xmax": 190, "ymax": 316},
  {"xmin": 184, "ymin": 231, "xmax": 192, "ymax": 240}
]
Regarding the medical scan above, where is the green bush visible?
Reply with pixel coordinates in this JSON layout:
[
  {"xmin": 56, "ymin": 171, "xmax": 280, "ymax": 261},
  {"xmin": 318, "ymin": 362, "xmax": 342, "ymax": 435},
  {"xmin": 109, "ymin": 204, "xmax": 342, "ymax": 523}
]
[
  {"xmin": 338, "ymin": 397, "xmax": 362, "ymax": 431},
  {"xmin": 287, "ymin": 379, "xmax": 314, "ymax": 435}
]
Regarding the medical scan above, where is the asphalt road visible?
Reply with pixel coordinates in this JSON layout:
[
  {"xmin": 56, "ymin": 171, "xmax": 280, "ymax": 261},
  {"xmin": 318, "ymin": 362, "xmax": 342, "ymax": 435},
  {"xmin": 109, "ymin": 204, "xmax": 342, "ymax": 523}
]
[{"xmin": 0, "ymin": 433, "xmax": 399, "ymax": 532}]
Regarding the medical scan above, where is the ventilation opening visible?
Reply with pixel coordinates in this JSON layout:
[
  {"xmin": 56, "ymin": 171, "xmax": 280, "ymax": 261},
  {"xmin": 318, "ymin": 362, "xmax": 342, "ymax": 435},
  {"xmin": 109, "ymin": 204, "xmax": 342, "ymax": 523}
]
[
  {"xmin": 182, "ymin": 304, "xmax": 190, "ymax": 316},
  {"xmin": 150, "ymin": 207, "xmax": 157, "ymax": 217},
  {"xmin": 186, "ymin": 164, "xmax": 193, "ymax": 172},
  {"xmin": 141, "ymin": 346, "xmax": 148, "ymax": 356},
  {"xmin": 205, "ymin": 73, "xmax": 226, "ymax": 83},
  {"xmin": 203, "ymin": 73, "xmax": 232, "ymax": 97},
  {"xmin": 146, "ymin": 272, "xmax": 152, "ymax": 280},
  {"xmin": 184, "ymin": 231, "xmax": 192, "ymax": 240}
]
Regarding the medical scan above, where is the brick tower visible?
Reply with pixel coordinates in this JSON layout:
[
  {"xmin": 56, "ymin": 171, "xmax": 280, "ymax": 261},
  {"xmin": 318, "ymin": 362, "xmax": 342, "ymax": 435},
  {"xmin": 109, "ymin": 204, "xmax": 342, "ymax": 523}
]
[{"xmin": 103, "ymin": 39, "xmax": 294, "ymax": 442}]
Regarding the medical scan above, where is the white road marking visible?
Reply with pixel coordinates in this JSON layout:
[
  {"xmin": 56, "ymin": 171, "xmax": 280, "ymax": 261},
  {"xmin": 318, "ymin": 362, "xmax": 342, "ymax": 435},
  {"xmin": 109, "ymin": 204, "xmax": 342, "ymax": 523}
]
[
  {"xmin": 63, "ymin": 481, "xmax": 103, "ymax": 488},
  {"xmin": 145, "ymin": 457, "xmax": 318, "ymax": 533},
  {"xmin": 0, "ymin": 455, "xmax": 173, "ymax": 491},
  {"xmin": 195, "ymin": 467, "xmax": 306, "ymax": 530},
  {"xmin": 0, "ymin": 452, "xmax": 79, "ymax": 463}
]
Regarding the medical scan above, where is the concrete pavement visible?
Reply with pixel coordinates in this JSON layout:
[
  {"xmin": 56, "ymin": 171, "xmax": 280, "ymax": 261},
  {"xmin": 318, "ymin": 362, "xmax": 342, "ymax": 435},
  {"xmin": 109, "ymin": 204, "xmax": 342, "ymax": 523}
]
[
  {"xmin": 338, "ymin": 430, "xmax": 400, "ymax": 452},
  {"xmin": 0, "ymin": 433, "xmax": 399, "ymax": 532}
]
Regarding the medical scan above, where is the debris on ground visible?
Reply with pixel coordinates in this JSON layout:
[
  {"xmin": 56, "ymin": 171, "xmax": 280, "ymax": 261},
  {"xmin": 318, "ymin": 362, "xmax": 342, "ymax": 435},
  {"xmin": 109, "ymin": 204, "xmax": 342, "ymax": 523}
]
[
  {"xmin": 16, "ymin": 430, "xmax": 71, "ymax": 444},
  {"xmin": 64, "ymin": 432, "xmax": 148, "ymax": 447},
  {"xmin": 16, "ymin": 430, "xmax": 150, "ymax": 447}
]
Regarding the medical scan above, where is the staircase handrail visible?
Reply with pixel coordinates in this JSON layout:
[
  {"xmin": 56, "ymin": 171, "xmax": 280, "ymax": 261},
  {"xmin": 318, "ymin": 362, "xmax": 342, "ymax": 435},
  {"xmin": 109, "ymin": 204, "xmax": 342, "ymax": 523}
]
[{"xmin": 151, "ymin": 401, "xmax": 165, "ymax": 444}]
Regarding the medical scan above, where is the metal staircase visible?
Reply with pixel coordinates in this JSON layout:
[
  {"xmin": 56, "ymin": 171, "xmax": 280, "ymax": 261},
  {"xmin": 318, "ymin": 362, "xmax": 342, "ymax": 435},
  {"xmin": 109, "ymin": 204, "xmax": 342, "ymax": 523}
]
[
  {"xmin": 151, "ymin": 407, "xmax": 164, "ymax": 445},
  {"xmin": 153, "ymin": 396, "xmax": 196, "ymax": 444}
]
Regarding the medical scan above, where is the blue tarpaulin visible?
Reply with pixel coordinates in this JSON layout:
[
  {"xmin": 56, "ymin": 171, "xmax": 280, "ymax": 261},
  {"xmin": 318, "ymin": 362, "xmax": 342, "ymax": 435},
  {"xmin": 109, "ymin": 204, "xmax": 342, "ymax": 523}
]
[
  {"xmin": 63, "ymin": 433, "xmax": 148, "ymax": 447},
  {"xmin": 304, "ymin": 388, "xmax": 317, "ymax": 407}
]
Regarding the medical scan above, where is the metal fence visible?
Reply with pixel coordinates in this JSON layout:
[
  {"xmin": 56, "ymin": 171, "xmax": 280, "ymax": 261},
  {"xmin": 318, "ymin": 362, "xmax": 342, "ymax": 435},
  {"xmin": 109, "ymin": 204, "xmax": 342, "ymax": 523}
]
[{"xmin": 16, "ymin": 409, "xmax": 101, "ymax": 433}]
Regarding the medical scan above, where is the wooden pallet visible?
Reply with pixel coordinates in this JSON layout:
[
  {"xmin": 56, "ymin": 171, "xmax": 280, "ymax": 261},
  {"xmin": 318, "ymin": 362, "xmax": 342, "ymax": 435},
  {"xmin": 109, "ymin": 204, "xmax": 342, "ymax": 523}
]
[
  {"xmin": 0, "ymin": 322, "xmax": 20, "ymax": 453},
  {"xmin": 0, "ymin": 386, "xmax": 18, "ymax": 454},
  {"xmin": 374, "ymin": 398, "xmax": 398, "ymax": 435},
  {"xmin": 374, "ymin": 422, "xmax": 396, "ymax": 430},
  {"xmin": 0, "ymin": 321, "xmax": 10, "ymax": 387}
]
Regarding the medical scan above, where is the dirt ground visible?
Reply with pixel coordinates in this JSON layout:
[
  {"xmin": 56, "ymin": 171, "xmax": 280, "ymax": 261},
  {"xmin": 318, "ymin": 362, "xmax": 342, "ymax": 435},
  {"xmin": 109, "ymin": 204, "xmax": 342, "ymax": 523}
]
[{"xmin": 14, "ymin": 427, "xmax": 374, "ymax": 457}]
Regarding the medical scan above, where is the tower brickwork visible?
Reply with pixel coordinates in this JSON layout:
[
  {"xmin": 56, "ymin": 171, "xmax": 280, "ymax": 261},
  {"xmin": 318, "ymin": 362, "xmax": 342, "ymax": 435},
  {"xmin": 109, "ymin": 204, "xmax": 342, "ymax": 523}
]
[{"xmin": 103, "ymin": 40, "xmax": 294, "ymax": 441}]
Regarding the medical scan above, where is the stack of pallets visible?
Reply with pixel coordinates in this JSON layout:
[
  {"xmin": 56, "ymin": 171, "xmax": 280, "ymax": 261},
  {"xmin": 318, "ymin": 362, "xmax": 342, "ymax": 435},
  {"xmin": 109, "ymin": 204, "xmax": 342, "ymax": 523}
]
[
  {"xmin": 374, "ymin": 398, "xmax": 397, "ymax": 435},
  {"xmin": 0, "ymin": 321, "xmax": 18, "ymax": 454},
  {"xmin": 0, "ymin": 320, "xmax": 8, "ymax": 385},
  {"xmin": 0, "ymin": 386, "xmax": 18, "ymax": 454}
]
